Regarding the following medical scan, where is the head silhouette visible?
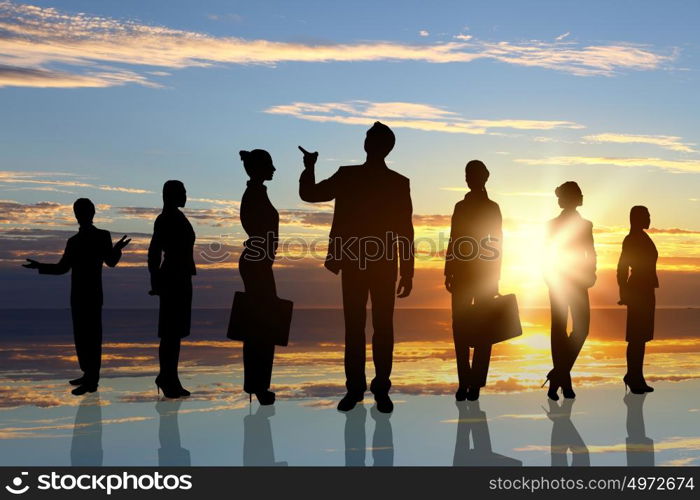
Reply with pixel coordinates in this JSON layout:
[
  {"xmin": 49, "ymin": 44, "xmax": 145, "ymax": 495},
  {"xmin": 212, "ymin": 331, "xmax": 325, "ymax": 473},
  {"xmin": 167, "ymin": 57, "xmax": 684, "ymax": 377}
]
[
  {"xmin": 555, "ymin": 181, "xmax": 583, "ymax": 210},
  {"xmin": 239, "ymin": 149, "xmax": 275, "ymax": 182},
  {"xmin": 364, "ymin": 121, "xmax": 395, "ymax": 160},
  {"xmin": 630, "ymin": 205, "xmax": 650, "ymax": 230},
  {"xmin": 163, "ymin": 180, "xmax": 186, "ymax": 208},
  {"xmin": 73, "ymin": 198, "xmax": 95, "ymax": 226},
  {"xmin": 465, "ymin": 160, "xmax": 490, "ymax": 191}
]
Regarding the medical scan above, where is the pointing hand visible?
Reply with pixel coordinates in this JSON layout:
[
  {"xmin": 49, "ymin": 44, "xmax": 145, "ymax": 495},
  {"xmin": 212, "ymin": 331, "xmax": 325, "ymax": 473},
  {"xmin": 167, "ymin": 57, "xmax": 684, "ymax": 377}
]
[
  {"xmin": 298, "ymin": 146, "xmax": 318, "ymax": 170},
  {"xmin": 22, "ymin": 258, "xmax": 40, "ymax": 269}
]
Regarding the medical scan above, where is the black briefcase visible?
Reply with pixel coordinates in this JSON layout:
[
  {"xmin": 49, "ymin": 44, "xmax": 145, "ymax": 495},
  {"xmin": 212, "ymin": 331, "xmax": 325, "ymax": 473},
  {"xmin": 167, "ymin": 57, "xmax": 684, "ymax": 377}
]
[
  {"xmin": 227, "ymin": 291, "xmax": 293, "ymax": 346},
  {"xmin": 454, "ymin": 293, "xmax": 522, "ymax": 347}
]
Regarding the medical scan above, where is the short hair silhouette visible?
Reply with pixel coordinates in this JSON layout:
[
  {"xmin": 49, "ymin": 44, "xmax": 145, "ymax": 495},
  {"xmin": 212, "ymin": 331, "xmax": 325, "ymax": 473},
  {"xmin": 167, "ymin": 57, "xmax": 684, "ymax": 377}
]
[
  {"xmin": 239, "ymin": 149, "xmax": 274, "ymax": 178},
  {"xmin": 465, "ymin": 160, "xmax": 490, "ymax": 189},
  {"xmin": 163, "ymin": 180, "xmax": 186, "ymax": 207},
  {"xmin": 73, "ymin": 198, "xmax": 95, "ymax": 225},
  {"xmin": 555, "ymin": 181, "xmax": 583, "ymax": 209},
  {"xmin": 630, "ymin": 205, "xmax": 650, "ymax": 228},
  {"xmin": 364, "ymin": 121, "xmax": 395, "ymax": 158}
]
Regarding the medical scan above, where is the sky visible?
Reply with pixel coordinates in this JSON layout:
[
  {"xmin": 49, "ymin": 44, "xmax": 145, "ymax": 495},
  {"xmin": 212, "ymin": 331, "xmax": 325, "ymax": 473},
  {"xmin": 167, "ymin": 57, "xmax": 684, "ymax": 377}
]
[{"xmin": 1, "ymin": 0, "xmax": 699, "ymax": 308}]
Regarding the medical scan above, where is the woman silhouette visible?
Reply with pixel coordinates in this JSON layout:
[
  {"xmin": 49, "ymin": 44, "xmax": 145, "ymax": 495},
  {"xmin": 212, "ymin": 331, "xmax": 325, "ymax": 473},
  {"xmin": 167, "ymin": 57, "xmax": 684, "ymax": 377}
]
[
  {"xmin": 148, "ymin": 180, "xmax": 195, "ymax": 399},
  {"xmin": 617, "ymin": 206, "xmax": 657, "ymax": 394},
  {"xmin": 445, "ymin": 160, "xmax": 502, "ymax": 402},
  {"xmin": 239, "ymin": 149, "xmax": 279, "ymax": 405},
  {"xmin": 544, "ymin": 181, "xmax": 596, "ymax": 401}
]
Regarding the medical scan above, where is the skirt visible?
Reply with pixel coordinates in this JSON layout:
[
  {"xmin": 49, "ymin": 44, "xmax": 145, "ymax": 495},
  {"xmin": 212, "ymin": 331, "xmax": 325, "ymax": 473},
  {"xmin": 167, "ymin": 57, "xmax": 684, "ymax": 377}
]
[
  {"xmin": 626, "ymin": 288, "xmax": 655, "ymax": 343},
  {"xmin": 158, "ymin": 275, "xmax": 193, "ymax": 339}
]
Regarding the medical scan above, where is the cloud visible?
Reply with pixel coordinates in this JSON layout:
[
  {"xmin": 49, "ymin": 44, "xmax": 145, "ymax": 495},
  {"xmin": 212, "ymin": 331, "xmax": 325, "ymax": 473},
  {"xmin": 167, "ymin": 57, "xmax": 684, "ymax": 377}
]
[
  {"xmin": 0, "ymin": 2, "xmax": 677, "ymax": 88},
  {"xmin": 418, "ymin": 30, "xmax": 429, "ymax": 37},
  {"xmin": 555, "ymin": 32, "xmax": 571, "ymax": 41},
  {"xmin": 582, "ymin": 133, "xmax": 697, "ymax": 153},
  {"xmin": 265, "ymin": 100, "xmax": 584, "ymax": 136},
  {"xmin": 515, "ymin": 156, "xmax": 700, "ymax": 174},
  {"xmin": 0, "ymin": 171, "xmax": 153, "ymax": 194}
]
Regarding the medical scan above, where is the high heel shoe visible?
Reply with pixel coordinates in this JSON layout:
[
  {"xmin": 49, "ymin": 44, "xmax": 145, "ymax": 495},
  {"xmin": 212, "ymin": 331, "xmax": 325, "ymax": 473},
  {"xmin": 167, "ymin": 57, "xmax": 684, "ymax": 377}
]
[
  {"xmin": 562, "ymin": 372, "xmax": 576, "ymax": 399},
  {"xmin": 542, "ymin": 369, "xmax": 560, "ymax": 401},
  {"xmin": 623, "ymin": 374, "xmax": 646, "ymax": 395},
  {"xmin": 173, "ymin": 378, "xmax": 191, "ymax": 397},
  {"xmin": 640, "ymin": 377, "xmax": 654, "ymax": 393},
  {"xmin": 155, "ymin": 375, "xmax": 181, "ymax": 399},
  {"xmin": 255, "ymin": 390, "xmax": 275, "ymax": 406}
]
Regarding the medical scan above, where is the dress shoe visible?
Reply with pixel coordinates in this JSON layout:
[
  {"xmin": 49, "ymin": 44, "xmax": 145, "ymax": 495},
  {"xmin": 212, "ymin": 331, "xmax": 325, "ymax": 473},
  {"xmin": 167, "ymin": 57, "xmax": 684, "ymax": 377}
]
[
  {"xmin": 69, "ymin": 376, "xmax": 85, "ymax": 386},
  {"xmin": 337, "ymin": 392, "xmax": 364, "ymax": 412},
  {"xmin": 466, "ymin": 386, "xmax": 480, "ymax": 401},
  {"xmin": 374, "ymin": 394, "xmax": 394, "ymax": 414},
  {"xmin": 71, "ymin": 383, "xmax": 98, "ymax": 396},
  {"xmin": 455, "ymin": 387, "xmax": 468, "ymax": 402}
]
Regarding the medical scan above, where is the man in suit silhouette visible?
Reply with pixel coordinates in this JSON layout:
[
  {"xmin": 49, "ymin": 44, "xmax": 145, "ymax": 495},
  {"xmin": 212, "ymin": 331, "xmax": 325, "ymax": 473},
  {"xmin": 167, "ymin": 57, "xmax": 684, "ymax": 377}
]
[
  {"xmin": 23, "ymin": 198, "xmax": 130, "ymax": 395},
  {"xmin": 299, "ymin": 122, "xmax": 414, "ymax": 413}
]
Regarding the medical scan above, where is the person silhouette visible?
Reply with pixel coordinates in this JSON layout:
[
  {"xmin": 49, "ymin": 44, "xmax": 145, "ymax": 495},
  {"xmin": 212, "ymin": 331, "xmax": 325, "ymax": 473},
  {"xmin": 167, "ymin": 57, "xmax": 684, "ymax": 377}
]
[
  {"xmin": 452, "ymin": 401, "xmax": 522, "ymax": 466},
  {"xmin": 243, "ymin": 405, "xmax": 287, "ymax": 466},
  {"xmin": 445, "ymin": 160, "xmax": 502, "ymax": 402},
  {"xmin": 545, "ymin": 399, "xmax": 590, "ymax": 466},
  {"xmin": 543, "ymin": 182, "xmax": 596, "ymax": 401},
  {"xmin": 156, "ymin": 400, "xmax": 191, "ymax": 466},
  {"xmin": 299, "ymin": 122, "xmax": 414, "ymax": 414},
  {"xmin": 617, "ymin": 206, "xmax": 658, "ymax": 394},
  {"xmin": 70, "ymin": 393, "xmax": 103, "ymax": 466},
  {"xmin": 23, "ymin": 198, "xmax": 130, "ymax": 395},
  {"xmin": 238, "ymin": 149, "xmax": 279, "ymax": 406},
  {"xmin": 148, "ymin": 180, "xmax": 195, "ymax": 399},
  {"xmin": 624, "ymin": 393, "xmax": 654, "ymax": 466}
]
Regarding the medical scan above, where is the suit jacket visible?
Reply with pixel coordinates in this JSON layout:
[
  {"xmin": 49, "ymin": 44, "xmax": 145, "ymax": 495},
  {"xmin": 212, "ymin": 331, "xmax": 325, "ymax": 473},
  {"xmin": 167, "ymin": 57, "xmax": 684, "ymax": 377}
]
[
  {"xmin": 299, "ymin": 163, "xmax": 414, "ymax": 278},
  {"xmin": 38, "ymin": 224, "xmax": 122, "ymax": 306},
  {"xmin": 617, "ymin": 230, "xmax": 659, "ymax": 293},
  {"xmin": 148, "ymin": 207, "xmax": 196, "ymax": 288},
  {"xmin": 240, "ymin": 181, "xmax": 279, "ymax": 262},
  {"xmin": 444, "ymin": 190, "xmax": 502, "ymax": 286},
  {"xmin": 544, "ymin": 210, "xmax": 596, "ymax": 289}
]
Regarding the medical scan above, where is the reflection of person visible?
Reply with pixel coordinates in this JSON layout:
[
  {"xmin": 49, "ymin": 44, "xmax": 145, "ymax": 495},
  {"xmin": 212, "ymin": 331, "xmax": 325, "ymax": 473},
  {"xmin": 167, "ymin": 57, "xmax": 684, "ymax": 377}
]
[
  {"xmin": 545, "ymin": 399, "xmax": 590, "ymax": 466},
  {"xmin": 71, "ymin": 393, "xmax": 103, "ymax": 465},
  {"xmin": 148, "ymin": 180, "xmax": 195, "ymax": 399},
  {"xmin": 544, "ymin": 182, "xmax": 596, "ymax": 401},
  {"xmin": 238, "ymin": 149, "xmax": 279, "ymax": 406},
  {"xmin": 23, "ymin": 198, "xmax": 130, "ymax": 396},
  {"xmin": 342, "ymin": 403, "xmax": 395, "ymax": 466},
  {"xmin": 445, "ymin": 160, "xmax": 502, "ymax": 402},
  {"xmin": 299, "ymin": 122, "xmax": 414, "ymax": 413},
  {"xmin": 243, "ymin": 405, "xmax": 286, "ymax": 466},
  {"xmin": 624, "ymin": 393, "xmax": 654, "ymax": 466},
  {"xmin": 617, "ymin": 206, "xmax": 657, "ymax": 394},
  {"xmin": 156, "ymin": 400, "xmax": 191, "ymax": 466},
  {"xmin": 453, "ymin": 401, "xmax": 521, "ymax": 466}
]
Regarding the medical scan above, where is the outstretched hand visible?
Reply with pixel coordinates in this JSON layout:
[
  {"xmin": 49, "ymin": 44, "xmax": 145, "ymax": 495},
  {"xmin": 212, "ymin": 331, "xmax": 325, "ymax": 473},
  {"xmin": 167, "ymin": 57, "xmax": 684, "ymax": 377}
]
[
  {"xmin": 396, "ymin": 276, "xmax": 412, "ymax": 298},
  {"xmin": 22, "ymin": 258, "xmax": 40, "ymax": 269},
  {"xmin": 114, "ymin": 235, "xmax": 131, "ymax": 251},
  {"xmin": 298, "ymin": 146, "xmax": 318, "ymax": 170}
]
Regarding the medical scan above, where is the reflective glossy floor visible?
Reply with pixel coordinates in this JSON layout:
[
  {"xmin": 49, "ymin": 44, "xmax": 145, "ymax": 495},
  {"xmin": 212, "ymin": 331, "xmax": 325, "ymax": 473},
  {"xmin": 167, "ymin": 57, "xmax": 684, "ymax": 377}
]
[{"xmin": 1, "ymin": 308, "xmax": 699, "ymax": 466}]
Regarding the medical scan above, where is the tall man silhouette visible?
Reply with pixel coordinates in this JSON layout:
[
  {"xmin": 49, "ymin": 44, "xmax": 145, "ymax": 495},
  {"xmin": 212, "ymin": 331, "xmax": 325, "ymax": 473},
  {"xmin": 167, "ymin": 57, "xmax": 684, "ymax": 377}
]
[
  {"xmin": 23, "ymin": 198, "xmax": 130, "ymax": 395},
  {"xmin": 299, "ymin": 122, "xmax": 414, "ymax": 413}
]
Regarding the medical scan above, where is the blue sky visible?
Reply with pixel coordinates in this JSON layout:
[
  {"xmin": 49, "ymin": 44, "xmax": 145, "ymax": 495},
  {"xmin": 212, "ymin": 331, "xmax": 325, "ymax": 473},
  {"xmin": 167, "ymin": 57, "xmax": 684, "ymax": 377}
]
[{"xmin": 1, "ymin": 0, "xmax": 699, "ymax": 307}]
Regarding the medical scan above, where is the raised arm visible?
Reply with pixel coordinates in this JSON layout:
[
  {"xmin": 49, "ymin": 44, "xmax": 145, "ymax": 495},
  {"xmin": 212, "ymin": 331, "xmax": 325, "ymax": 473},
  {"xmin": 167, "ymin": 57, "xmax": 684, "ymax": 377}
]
[
  {"xmin": 104, "ymin": 233, "xmax": 131, "ymax": 268},
  {"xmin": 23, "ymin": 241, "xmax": 72, "ymax": 275},
  {"xmin": 298, "ymin": 146, "xmax": 340, "ymax": 203}
]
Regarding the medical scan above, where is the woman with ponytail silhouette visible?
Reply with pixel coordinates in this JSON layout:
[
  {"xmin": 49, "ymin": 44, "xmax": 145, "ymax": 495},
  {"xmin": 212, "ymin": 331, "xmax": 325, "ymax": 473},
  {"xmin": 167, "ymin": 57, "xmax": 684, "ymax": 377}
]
[
  {"xmin": 445, "ymin": 160, "xmax": 502, "ymax": 402},
  {"xmin": 238, "ymin": 149, "xmax": 279, "ymax": 405}
]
